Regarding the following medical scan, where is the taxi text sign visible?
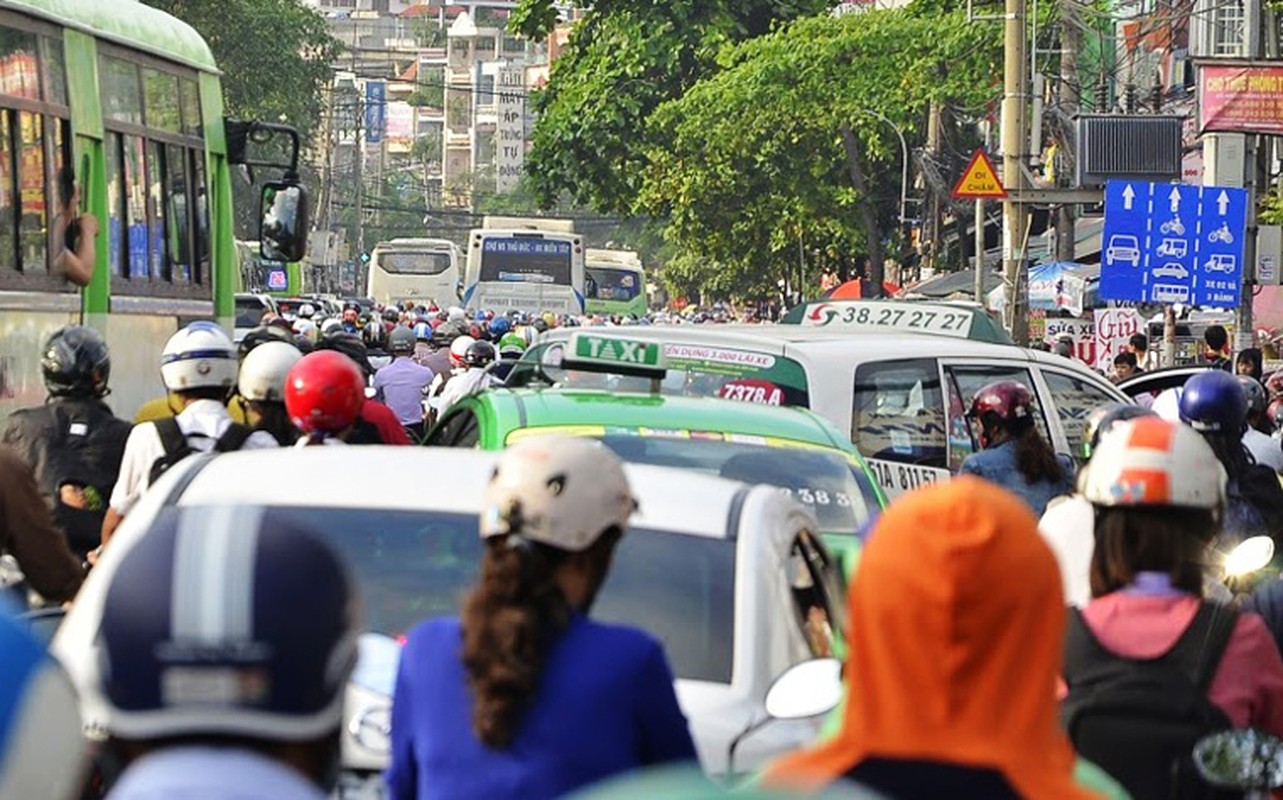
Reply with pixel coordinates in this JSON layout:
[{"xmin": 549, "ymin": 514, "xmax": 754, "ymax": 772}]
[
  {"xmin": 951, "ymin": 149, "xmax": 1007, "ymax": 200},
  {"xmin": 1200, "ymin": 65, "xmax": 1283, "ymax": 136},
  {"xmin": 566, "ymin": 333, "xmax": 666, "ymax": 373}
]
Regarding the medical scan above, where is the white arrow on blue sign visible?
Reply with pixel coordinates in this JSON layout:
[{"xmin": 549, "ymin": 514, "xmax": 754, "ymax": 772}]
[{"xmin": 1098, "ymin": 180, "xmax": 1248, "ymax": 308}]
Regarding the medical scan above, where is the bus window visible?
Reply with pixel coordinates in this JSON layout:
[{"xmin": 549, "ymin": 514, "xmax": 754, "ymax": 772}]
[
  {"xmin": 18, "ymin": 111, "xmax": 47, "ymax": 273},
  {"xmin": 191, "ymin": 151, "xmax": 209, "ymax": 277},
  {"xmin": 0, "ymin": 112, "xmax": 12, "ymax": 269},
  {"xmin": 105, "ymin": 133, "xmax": 125, "ymax": 276},
  {"xmin": 480, "ymin": 238, "xmax": 571, "ymax": 284},
  {"xmin": 585, "ymin": 267, "xmax": 641, "ymax": 301},
  {"xmin": 166, "ymin": 143, "xmax": 191, "ymax": 283},
  {"xmin": 123, "ymin": 135, "xmax": 146, "ymax": 279},
  {"xmin": 101, "ymin": 57, "xmax": 143, "ymax": 125},
  {"xmin": 143, "ymin": 69, "xmax": 180, "ymax": 132},
  {"xmin": 41, "ymin": 36, "xmax": 66, "ymax": 106},
  {"xmin": 0, "ymin": 26, "xmax": 40, "ymax": 100},
  {"xmin": 145, "ymin": 139, "xmax": 166, "ymax": 280},
  {"xmin": 382, "ymin": 251, "xmax": 452, "ymax": 275},
  {"xmin": 179, "ymin": 78, "xmax": 201, "ymax": 137}
]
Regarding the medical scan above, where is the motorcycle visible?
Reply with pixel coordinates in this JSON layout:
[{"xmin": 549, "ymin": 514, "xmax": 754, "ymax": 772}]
[{"xmin": 1194, "ymin": 729, "xmax": 1283, "ymax": 799}]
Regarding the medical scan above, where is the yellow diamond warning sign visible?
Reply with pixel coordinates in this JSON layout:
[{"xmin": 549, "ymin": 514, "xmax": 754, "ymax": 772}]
[{"xmin": 951, "ymin": 148, "xmax": 1007, "ymax": 199}]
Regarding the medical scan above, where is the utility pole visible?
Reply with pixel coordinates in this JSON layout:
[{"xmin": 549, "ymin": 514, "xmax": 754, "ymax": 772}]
[
  {"xmin": 975, "ymin": 121, "xmax": 992, "ymax": 307},
  {"xmin": 1053, "ymin": 2, "xmax": 1079, "ymax": 263},
  {"xmin": 926, "ymin": 101, "xmax": 943, "ymax": 271},
  {"xmin": 1001, "ymin": 0, "xmax": 1030, "ymax": 342},
  {"xmin": 354, "ymin": 93, "xmax": 366, "ymax": 297}
]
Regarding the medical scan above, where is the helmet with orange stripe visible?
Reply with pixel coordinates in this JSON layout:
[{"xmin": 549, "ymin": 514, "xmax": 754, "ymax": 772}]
[{"xmin": 1081, "ymin": 417, "xmax": 1226, "ymax": 511}]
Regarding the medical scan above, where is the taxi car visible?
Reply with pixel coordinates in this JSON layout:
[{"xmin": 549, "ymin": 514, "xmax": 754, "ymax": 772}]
[
  {"xmin": 508, "ymin": 325, "xmax": 1129, "ymax": 498},
  {"xmin": 428, "ymin": 332, "xmax": 886, "ymax": 543},
  {"xmin": 52, "ymin": 447, "xmax": 846, "ymax": 791}
]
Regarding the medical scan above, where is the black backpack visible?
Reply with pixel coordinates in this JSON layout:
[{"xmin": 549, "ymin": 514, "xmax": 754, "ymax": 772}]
[
  {"xmin": 148, "ymin": 418, "xmax": 254, "ymax": 485},
  {"xmin": 1062, "ymin": 602, "xmax": 1239, "ymax": 800}
]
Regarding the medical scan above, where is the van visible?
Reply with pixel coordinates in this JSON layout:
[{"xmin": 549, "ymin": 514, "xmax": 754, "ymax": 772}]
[{"xmin": 511, "ymin": 326, "xmax": 1129, "ymax": 498}]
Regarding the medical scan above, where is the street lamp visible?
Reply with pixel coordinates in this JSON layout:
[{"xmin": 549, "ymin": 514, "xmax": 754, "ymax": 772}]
[{"xmin": 852, "ymin": 108, "xmax": 908, "ymax": 228}]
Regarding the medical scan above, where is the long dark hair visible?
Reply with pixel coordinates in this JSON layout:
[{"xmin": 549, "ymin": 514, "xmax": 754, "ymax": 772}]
[
  {"xmin": 460, "ymin": 536, "xmax": 569, "ymax": 749},
  {"xmin": 247, "ymin": 400, "xmax": 298, "ymax": 446},
  {"xmin": 987, "ymin": 414, "xmax": 1065, "ymax": 484},
  {"xmin": 1090, "ymin": 506, "xmax": 1216, "ymax": 598}
]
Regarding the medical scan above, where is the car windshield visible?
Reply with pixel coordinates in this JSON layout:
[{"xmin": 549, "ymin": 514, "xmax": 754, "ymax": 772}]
[
  {"xmin": 235, "ymin": 298, "xmax": 264, "ymax": 328},
  {"xmin": 508, "ymin": 430, "xmax": 879, "ymax": 534},
  {"xmin": 586, "ymin": 267, "xmax": 642, "ymax": 300},
  {"xmin": 247, "ymin": 507, "xmax": 736, "ymax": 683}
]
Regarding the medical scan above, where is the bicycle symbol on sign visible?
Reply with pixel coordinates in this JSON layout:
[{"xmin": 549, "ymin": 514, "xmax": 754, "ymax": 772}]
[{"xmin": 1208, "ymin": 223, "xmax": 1234, "ymax": 244}]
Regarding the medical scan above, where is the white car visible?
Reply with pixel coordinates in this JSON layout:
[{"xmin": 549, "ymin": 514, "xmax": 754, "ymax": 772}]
[
  {"xmin": 53, "ymin": 447, "xmax": 841, "ymax": 794},
  {"xmin": 514, "ymin": 324, "xmax": 1129, "ymax": 498}
]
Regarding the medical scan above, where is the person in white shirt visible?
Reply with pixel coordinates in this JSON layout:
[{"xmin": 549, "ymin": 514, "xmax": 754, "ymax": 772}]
[
  {"xmin": 1128, "ymin": 332, "xmax": 1159, "ymax": 372},
  {"xmin": 99, "ymin": 323, "xmax": 276, "ymax": 547},
  {"xmin": 437, "ymin": 340, "xmax": 500, "ymax": 418},
  {"xmin": 1238, "ymin": 375, "xmax": 1283, "ymax": 473}
]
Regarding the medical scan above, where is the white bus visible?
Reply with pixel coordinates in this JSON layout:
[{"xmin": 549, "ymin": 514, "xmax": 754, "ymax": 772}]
[
  {"xmin": 462, "ymin": 218, "xmax": 585, "ymax": 315},
  {"xmin": 368, "ymin": 238, "xmax": 462, "ymax": 307}
]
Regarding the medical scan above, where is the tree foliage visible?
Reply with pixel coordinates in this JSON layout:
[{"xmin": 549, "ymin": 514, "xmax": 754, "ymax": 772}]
[
  {"xmin": 640, "ymin": 8, "xmax": 1000, "ymax": 296},
  {"xmin": 144, "ymin": 0, "xmax": 340, "ymax": 142},
  {"xmin": 516, "ymin": 0, "xmax": 831, "ymax": 214}
]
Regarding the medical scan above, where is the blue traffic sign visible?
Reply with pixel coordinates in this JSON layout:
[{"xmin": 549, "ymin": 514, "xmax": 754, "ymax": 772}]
[
  {"xmin": 1099, "ymin": 180, "xmax": 1248, "ymax": 308},
  {"xmin": 365, "ymin": 81, "xmax": 386, "ymax": 144}
]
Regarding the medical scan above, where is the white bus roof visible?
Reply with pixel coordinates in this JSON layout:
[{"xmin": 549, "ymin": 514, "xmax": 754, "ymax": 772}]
[
  {"xmin": 586, "ymin": 249, "xmax": 643, "ymax": 268},
  {"xmin": 373, "ymin": 238, "xmax": 458, "ymax": 250},
  {"xmin": 480, "ymin": 216, "xmax": 576, "ymax": 233}
]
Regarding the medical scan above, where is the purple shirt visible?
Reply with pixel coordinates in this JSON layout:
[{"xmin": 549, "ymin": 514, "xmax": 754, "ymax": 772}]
[{"xmin": 374, "ymin": 357, "xmax": 435, "ymax": 425}]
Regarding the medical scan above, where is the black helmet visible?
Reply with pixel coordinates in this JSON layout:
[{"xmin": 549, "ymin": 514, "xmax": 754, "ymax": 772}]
[
  {"xmin": 237, "ymin": 325, "xmax": 289, "ymax": 361},
  {"xmin": 388, "ymin": 326, "xmax": 415, "ymax": 353},
  {"xmin": 463, "ymin": 340, "xmax": 496, "ymax": 368},
  {"xmin": 364, "ymin": 321, "xmax": 390, "ymax": 350},
  {"xmin": 42, "ymin": 325, "xmax": 110, "ymax": 398},
  {"xmin": 316, "ymin": 333, "xmax": 373, "ymax": 379},
  {"xmin": 1081, "ymin": 402, "xmax": 1156, "ymax": 459},
  {"xmin": 531, "ymin": 318, "xmax": 549, "ymax": 334}
]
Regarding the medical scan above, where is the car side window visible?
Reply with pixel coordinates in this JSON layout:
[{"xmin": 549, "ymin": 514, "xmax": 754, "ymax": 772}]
[
  {"xmin": 945, "ymin": 371, "xmax": 975, "ymax": 472},
  {"xmin": 851, "ymin": 359, "xmax": 946, "ymax": 469},
  {"xmin": 945, "ymin": 365, "xmax": 1052, "ymax": 448},
  {"xmin": 1041, "ymin": 370, "xmax": 1122, "ymax": 461},
  {"xmin": 425, "ymin": 409, "xmax": 480, "ymax": 448},
  {"xmin": 787, "ymin": 529, "xmax": 844, "ymax": 659}
]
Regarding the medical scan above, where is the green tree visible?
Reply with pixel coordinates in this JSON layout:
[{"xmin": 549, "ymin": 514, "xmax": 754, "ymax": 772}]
[
  {"xmin": 144, "ymin": 0, "xmax": 340, "ymax": 141},
  {"xmin": 145, "ymin": 0, "xmax": 341, "ymax": 237},
  {"xmin": 514, "ymin": 0, "xmax": 832, "ymax": 215},
  {"xmin": 640, "ymin": 8, "xmax": 999, "ymax": 297}
]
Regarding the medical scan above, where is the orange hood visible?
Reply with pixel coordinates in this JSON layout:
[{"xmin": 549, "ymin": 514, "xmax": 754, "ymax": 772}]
[{"xmin": 767, "ymin": 477, "xmax": 1097, "ymax": 799}]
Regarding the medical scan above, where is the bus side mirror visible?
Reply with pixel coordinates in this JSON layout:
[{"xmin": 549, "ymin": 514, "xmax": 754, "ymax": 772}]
[{"xmin": 260, "ymin": 182, "xmax": 309, "ymax": 263}]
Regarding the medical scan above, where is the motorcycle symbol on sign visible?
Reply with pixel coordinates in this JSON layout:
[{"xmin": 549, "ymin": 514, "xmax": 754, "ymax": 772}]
[
  {"xmin": 1160, "ymin": 218, "xmax": 1186, "ymax": 236},
  {"xmin": 1208, "ymin": 223, "xmax": 1235, "ymax": 244}
]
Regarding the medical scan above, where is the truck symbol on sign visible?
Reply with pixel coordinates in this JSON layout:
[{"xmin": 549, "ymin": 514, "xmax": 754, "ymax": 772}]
[
  {"xmin": 1204, "ymin": 254, "xmax": 1237, "ymax": 274},
  {"xmin": 1105, "ymin": 235, "xmax": 1141, "ymax": 267},
  {"xmin": 1156, "ymin": 239, "xmax": 1187, "ymax": 258}
]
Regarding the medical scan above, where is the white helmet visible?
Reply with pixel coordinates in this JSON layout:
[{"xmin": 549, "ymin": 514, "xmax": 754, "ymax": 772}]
[
  {"xmin": 294, "ymin": 319, "xmax": 318, "ymax": 344},
  {"xmin": 1151, "ymin": 386, "xmax": 1183, "ymax": 422},
  {"xmin": 447, "ymin": 306, "xmax": 466, "ymax": 322},
  {"xmin": 298, "ymin": 303, "xmax": 315, "ymax": 319},
  {"xmin": 160, "ymin": 322, "xmax": 237, "ymax": 392},
  {"xmin": 481, "ymin": 437, "xmax": 636, "ymax": 552},
  {"xmin": 449, "ymin": 335, "xmax": 475, "ymax": 365},
  {"xmin": 320, "ymin": 319, "xmax": 343, "ymax": 337},
  {"xmin": 239, "ymin": 341, "xmax": 302, "ymax": 403},
  {"xmin": 1081, "ymin": 417, "xmax": 1226, "ymax": 511}
]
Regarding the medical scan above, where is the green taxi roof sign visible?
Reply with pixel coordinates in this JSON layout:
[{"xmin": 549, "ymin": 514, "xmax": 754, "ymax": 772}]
[{"xmin": 563, "ymin": 332, "xmax": 667, "ymax": 378}]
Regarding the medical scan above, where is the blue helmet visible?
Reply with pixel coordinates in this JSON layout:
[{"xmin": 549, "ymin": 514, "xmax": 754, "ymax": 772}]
[
  {"xmin": 0, "ymin": 608, "xmax": 87, "ymax": 800},
  {"xmin": 413, "ymin": 321, "xmax": 432, "ymax": 340},
  {"xmin": 488, "ymin": 317, "xmax": 511, "ymax": 338},
  {"xmin": 64, "ymin": 506, "xmax": 359, "ymax": 742},
  {"xmin": 1179, "ymin": 369, "xmax": 1247, "ymax": 434}
]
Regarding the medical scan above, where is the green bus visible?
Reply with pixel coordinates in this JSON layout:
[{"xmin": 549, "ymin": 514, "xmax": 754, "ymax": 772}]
[
  {"xmin": 0, "ymin": 0, "xmax": 305, "ymax": 421},
  {"xmin": 584, "ymin": 248, "xmax": 647, "ymax": 318},
  {"xmin": 236, "ymin": 239, "xmax": 303, "ymax": 297}
]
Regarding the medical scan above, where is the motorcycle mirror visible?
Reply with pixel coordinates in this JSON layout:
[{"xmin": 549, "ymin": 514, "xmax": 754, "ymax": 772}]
[
  {"xmin": 1225, "ymin": 536, "xmax": 1275, "ymax": 578},
  {"xmin": 764, "ymin": 658, "xmax": 842, "ymax": 721},
  {"xmin": 1194, "ymin": 729, "xmax": 1283, "ymax": 791}
]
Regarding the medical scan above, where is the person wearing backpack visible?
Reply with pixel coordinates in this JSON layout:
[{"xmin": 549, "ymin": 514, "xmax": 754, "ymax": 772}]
[
  {"xmin": 1, "ymin": 325, "xmax": 131, "ymax": 558},
  {"xmin": 98, "ymin": 322, "xmax": 277, "ymax": 549},
  {"xmin": 1063, "ymin": 416, "xmax": 1283, "ymax": 800}
]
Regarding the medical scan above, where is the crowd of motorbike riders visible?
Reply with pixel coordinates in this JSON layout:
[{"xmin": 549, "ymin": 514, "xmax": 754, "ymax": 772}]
[{"xmin": 8, "ymin": 303, "xmax": 1283, "ymax": 799}]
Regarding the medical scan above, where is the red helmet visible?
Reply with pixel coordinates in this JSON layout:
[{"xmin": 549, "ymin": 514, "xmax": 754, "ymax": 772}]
[
  {"xmin": 967, "ymin": 380, "xmax": 1034, "ymax": 448},
  {"xmin": 284, "ymin": 351, "xmax": 365, "ymax": 435}
]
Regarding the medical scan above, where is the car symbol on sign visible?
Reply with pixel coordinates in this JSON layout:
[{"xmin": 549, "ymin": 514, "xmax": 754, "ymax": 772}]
[
  {"xmin": 1152, "ymin": 262, "xmax": 1189, "ymax": 280},
  {"xmin": 1105, "ymin": 235, "xmax": 1141, "ymax": 267}
]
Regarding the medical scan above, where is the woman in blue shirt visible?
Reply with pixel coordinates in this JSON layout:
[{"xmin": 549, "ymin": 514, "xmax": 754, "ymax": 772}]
[
  {"xmin": 958, "ymin": 380, "xmax": 1074, "ymax": 517},
  {"xmin": 386, "ymin": 437, "xmax": 698, "ymax": 800}
]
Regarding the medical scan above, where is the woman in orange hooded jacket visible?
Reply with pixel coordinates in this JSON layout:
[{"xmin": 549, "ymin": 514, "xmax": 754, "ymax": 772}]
[{"xmin": 766, "ymin": 476, "xmax": 1104, "ymax": 799}]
